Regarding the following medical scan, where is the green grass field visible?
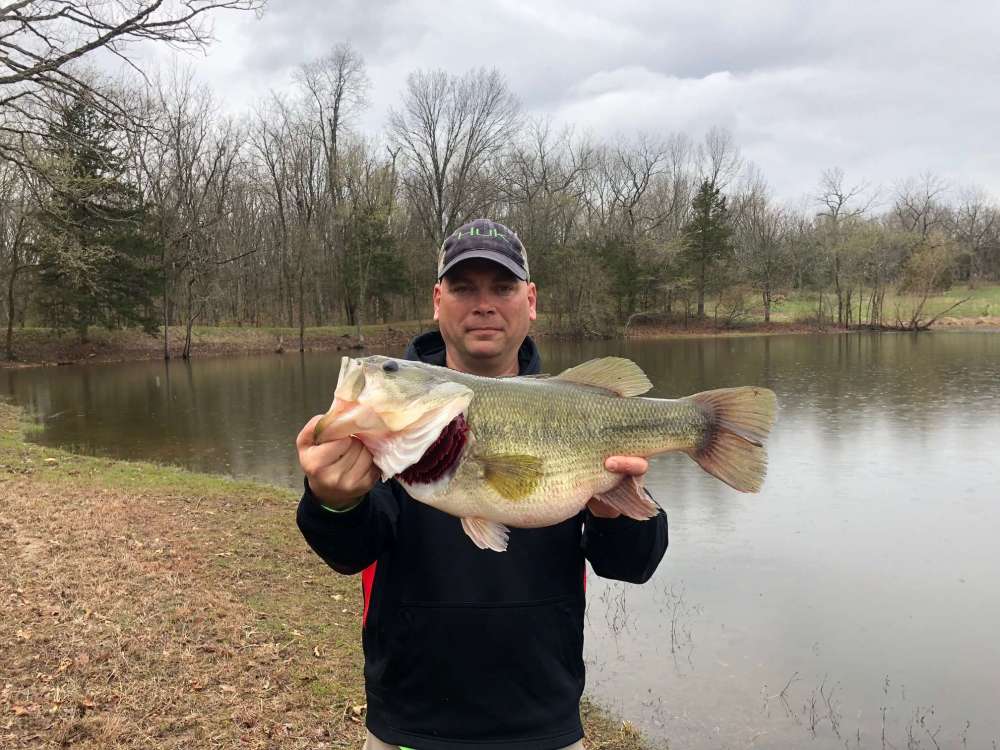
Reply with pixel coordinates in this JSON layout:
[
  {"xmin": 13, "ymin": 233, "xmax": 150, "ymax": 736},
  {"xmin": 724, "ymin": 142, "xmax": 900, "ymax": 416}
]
[{"xmin": 768, "ymin": 284, "xmax": 1000, "ymax": 324}]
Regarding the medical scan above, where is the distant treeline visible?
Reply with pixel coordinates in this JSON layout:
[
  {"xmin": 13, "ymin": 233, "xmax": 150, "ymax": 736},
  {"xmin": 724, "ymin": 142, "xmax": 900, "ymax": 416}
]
[{"xmin": 2, "ymin": 40, "xmax": 999, "ymax": 358}]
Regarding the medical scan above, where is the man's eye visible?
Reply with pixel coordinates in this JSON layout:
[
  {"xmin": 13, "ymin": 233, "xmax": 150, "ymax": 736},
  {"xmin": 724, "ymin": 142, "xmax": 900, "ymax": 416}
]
[{"xmin": 496, "ymin": 285, "xmax": 515, "ymax": 295}]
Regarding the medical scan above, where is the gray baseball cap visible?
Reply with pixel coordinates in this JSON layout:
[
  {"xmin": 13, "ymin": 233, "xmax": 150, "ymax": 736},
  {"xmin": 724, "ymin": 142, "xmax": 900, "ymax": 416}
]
[{"xmin": 437, "ymin": 218, "xmax": 530, "ymax": 281}]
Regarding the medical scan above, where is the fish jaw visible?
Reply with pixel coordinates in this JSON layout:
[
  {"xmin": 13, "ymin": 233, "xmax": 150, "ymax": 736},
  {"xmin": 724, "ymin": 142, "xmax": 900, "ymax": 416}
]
[{"xmin": 314, "ymin": 398, "xmax": 390, "ymax": 442}]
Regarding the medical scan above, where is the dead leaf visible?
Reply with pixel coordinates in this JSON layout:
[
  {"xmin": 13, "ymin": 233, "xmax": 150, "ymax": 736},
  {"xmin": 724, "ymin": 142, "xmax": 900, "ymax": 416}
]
[
  {"xmin": 15, "ymin": 629, "xmax": 30, "ymax": 640},
  {"xmin": 313, "ymin": 645, "xmax": 322, "ymax": 658},
  {"xmin": 220, "ymin": 684, "xmax": 237, "ymax": 693},
  {"xmin": 78, "ymin": 697, "xmax": 96, "ymax": 710},
  {"xmin": 12, "ymin": 705, "xmax": 30, "ymax": 716}
]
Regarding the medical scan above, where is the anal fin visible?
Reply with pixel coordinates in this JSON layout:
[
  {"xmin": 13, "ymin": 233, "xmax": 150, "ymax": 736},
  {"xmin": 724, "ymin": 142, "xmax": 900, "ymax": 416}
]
[
  {"xmin": 461, "ymin": 517, "xmax": 510, "ymax": 552},
  {"xmin": 593, "ymin": 475, "xmax": 659, "ymax": 520}
]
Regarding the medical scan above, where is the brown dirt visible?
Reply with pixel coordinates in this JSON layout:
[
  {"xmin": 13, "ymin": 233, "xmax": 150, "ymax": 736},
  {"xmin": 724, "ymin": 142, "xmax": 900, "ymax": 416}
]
[
  {"xmin": 930, "ymin": 315, "xmax": 1000, "ymax": 331},
  {"xmin": 0, "ymin": 403, "xmax": 653, "ymax": 749}
]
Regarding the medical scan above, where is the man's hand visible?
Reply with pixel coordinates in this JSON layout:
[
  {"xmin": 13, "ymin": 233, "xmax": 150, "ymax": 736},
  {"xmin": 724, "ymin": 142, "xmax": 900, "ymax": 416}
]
[
  {"xmin": 587, "ymin": 456, "xmax": 650, "ymax": 518},
  {"xmin": 296, "ymin": 414, "xmax": 380, "ymax": 509}
]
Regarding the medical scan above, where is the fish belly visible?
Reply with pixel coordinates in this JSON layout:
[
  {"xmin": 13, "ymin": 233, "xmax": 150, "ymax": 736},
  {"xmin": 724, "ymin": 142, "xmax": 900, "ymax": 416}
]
[{"xmin": 410, "ymin": 449, "xmax": 621, "ymax": 528}]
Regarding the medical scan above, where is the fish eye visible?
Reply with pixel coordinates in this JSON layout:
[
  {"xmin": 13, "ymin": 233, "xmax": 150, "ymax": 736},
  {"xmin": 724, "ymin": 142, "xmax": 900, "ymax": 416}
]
[{"xmin": 382, "ymin": 360, "xmax": 399, "ymax": 373}]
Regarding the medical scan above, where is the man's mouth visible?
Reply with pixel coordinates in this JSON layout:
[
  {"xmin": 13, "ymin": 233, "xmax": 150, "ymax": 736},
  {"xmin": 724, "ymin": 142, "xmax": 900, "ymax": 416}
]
[{"xmin": 467, "ymin": 326, "xmax": 502, "ymax": 333}]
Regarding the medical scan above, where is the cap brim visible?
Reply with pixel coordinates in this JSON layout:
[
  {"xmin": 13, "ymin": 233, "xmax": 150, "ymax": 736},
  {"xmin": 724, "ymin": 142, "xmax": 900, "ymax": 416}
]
[{"xmin": 438, "ymin": 249, "xmax": 528, "ymax": 281}]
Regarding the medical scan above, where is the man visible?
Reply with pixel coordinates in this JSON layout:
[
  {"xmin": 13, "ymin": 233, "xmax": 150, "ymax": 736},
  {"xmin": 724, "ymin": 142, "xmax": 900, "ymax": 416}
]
[{"xmin": 296, "ymin": 219, "xmax": 669, "ymax": 750}]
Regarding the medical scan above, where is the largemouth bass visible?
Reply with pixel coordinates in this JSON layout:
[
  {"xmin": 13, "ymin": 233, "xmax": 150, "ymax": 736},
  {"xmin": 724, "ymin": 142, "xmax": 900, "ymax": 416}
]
[{"xmin": 315, "ymin": 355, "xmax": 776, "ymax": 551}]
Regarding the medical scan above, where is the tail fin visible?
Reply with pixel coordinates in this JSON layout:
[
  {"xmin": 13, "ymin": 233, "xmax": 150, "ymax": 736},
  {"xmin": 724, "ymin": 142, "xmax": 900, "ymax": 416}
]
[{"xmin": 688, "ymin": 387, "xmax": 777, "ymax": 493}]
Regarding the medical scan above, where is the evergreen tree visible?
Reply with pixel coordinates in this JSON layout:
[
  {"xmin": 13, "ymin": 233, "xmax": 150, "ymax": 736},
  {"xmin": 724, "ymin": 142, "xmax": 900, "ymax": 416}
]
[
  {"xmin": 35, "ymin": 93, "xmax": 161, "ymax": 342},
  {"xmin": 681, "ymin": 178, "xmax": 733, "ymax": 317}
]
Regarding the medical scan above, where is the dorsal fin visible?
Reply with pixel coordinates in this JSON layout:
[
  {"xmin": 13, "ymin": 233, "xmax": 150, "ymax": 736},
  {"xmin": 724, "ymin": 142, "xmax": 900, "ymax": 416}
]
[{"xmin": 552, "ymin": 357, "xmax": 652, "ymax": 397}]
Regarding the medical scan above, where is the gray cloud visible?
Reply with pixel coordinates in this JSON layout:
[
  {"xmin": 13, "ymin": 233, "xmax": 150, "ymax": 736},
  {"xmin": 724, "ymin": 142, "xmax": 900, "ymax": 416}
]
[{"xmin": 121, "ymin": 0, "xmax": 1000, "ymax": 202}]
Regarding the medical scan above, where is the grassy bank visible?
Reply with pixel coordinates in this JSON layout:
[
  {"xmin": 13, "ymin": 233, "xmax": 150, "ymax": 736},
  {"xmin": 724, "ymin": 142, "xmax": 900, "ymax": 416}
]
[
  {"xmin": 767, "ymin": 283, "xmax": 1000, "ymax": 324},
  {"xmin": 0, "ymin": 402, "xmax": 649, "ymax": 749}
]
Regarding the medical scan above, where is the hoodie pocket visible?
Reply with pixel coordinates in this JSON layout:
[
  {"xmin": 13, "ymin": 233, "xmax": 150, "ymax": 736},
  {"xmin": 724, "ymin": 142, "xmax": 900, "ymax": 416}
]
[{"xmin": 377, "ymin": 596, "xmax": 584, "ymax": 740}]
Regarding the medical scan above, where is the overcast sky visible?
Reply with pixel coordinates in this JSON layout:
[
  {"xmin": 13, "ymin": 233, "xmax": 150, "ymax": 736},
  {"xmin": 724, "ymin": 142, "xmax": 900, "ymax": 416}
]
[{"xmin": 124, "ymin": 0, "xmax": 1000, "ymax": 205}]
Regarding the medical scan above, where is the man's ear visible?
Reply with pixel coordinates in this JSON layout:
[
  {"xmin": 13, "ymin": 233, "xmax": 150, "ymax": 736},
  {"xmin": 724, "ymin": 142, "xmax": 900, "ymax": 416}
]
[
  {"xmin": 527, "ymin": 282, "xmax": 537, "ymax": 321},
  {"xmin": 433, "ymin": 282, "xmax": 442, "ymax": 321}
]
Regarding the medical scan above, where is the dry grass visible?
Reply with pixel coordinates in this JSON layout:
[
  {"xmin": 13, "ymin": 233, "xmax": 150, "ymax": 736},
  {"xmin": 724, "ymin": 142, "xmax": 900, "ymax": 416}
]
[{"xmin": 0, "ymin": 402, "xmax": 653, "ymax": 749}]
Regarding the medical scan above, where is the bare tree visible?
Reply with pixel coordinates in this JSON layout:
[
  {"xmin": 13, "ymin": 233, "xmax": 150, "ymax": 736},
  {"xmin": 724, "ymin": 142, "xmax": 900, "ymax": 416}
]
[
  {"xmin": 734, "ymin": 177, "xmax": 788, "ymax": 323},
  {"xmin": 295, "ymin": 42, "xmax": 369, "ymax": 324},
  {"xmin": 137, "ymin": 69, "xmax": 245, "ymax": 358},
  {"xmin": 698, "ymin": 126, "xmax": 743, "ymax": 192},
  {"xmin": 389, "ymin": 67, "xmax": 521, "ymax": 247},
  {"xmin": 0, "ymin": 158, "xmax": 37, "ymax": 358},
  {"xmin": 895, "ymin": 234, "xmax": 967, "ymax": 330},
  {"xmin": 950, "ymin": 185, "xmax": 998, "ymax": 283},
  {"xmin": 0, "ymin": 0, "xmax": 263, "ymax": 166},
  {"xmin": 815, "ymin": 167, "xmax": 875, "ymax": 325},
  {"xmin": 893, "ymin": 172, "xmax": 948, "ymax": 238},
  {"xmin": 296, "ymin": 42, "xmax": 369, "ymax": 210},
  {"xmin": 500, "ymin": 118, "xmax": 592, "ymax": 250}
]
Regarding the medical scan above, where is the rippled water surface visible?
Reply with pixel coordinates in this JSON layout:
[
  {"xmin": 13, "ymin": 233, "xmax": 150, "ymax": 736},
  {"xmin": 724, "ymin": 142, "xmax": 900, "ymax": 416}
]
[{"xmin": 5, "ymin": 332, "xmax": 999, "ymax": 749}]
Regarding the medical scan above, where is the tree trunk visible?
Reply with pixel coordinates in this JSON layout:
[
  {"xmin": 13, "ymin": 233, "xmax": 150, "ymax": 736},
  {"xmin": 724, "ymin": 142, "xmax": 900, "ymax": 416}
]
[
  {"xmin": 298, "ymin": 263, "xmax": 305, "ymax": 353},
  {"xmin": 355, "ymin": 282, "xmax": 366, "ymax": 347},
  {"xmin": 5, "ymin": 264, "xmax": 18, "ymax": 360},
  {"xmin": 162, "ymin": 246, "xmax": 170, "ymax": 361},
  {"xmin": 697, "ymin": 254, "xmax": 706, "ymax": 317},
  {"xmin": 182, "ymin": 276, "xmax": 195, "ymax": 360}
]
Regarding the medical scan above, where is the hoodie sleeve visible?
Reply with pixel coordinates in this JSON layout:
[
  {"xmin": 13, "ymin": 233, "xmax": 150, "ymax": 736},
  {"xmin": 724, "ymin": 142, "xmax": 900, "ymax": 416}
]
[
  {"xmin": 582, "ymin": 493, "xmax": 668, "ymax": 584},
  {"xmin": 296, "ymin": 477, "xmax": 400, "ymax": 575}
]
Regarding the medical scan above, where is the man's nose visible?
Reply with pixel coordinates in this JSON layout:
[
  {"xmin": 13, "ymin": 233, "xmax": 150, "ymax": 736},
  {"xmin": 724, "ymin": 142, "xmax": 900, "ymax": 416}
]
[{"xmin": 472, "ymin": 292, "xmax": 496, "ymax": 314}]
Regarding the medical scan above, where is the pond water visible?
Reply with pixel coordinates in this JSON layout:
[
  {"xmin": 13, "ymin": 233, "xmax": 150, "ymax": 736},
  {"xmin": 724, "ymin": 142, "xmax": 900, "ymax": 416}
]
[{"xmin": 5, "ymin": 331, "xmax": 1000, "ymax": 749}]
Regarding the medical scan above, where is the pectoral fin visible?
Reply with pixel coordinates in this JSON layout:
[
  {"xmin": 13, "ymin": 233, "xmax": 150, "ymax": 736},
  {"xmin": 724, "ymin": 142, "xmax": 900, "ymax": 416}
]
[
  {"xmin": 593, "ymin": 475, "xmax": 659, "ymax": 520},
  {"xmin": 476, "ymin": 454, "xmax": 543, "ymax": 501},
  {"xmin": 461, "ymin": 517, "xmax": 510, "ymax": 552}
]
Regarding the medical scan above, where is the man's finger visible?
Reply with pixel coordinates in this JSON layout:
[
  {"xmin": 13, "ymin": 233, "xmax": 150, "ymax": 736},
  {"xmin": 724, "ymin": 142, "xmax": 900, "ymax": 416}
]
[
  {"xmin": 300, "ymin": 436, "xmax": 356, "ymax": 475},
  {"xmin": 343, "ymin": 444, "xmax": 375, "ymax": 486},
  {"xmin": 337, "ymin": 438, "xmax": 365, "ymax": 472},
  {"xmin": 605, "ymin": 456, "xmax": 649, "ymax": 475}
]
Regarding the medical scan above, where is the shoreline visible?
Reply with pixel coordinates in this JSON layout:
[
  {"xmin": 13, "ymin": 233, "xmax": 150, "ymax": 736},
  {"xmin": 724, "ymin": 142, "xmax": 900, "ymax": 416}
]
[
  {"xmin": 0, "ymin": 402, "xmax": 648, "ymax": 750},
  {"xmin": 2, "ymin": 316, "xmax": 996, "ymax": 370}
]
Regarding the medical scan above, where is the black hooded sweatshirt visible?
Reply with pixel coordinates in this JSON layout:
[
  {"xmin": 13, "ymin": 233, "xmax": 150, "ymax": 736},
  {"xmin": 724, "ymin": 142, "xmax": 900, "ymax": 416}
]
[{"xmin": 297, "ymin": 332, "xmax": 669, "ymax": 750}]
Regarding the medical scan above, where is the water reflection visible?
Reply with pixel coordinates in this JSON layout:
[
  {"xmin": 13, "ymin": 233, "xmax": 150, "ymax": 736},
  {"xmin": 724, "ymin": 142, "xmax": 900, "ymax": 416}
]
[{"xmin": 4, "ymin": 331, "xmax": 1000, "ymax": 748}]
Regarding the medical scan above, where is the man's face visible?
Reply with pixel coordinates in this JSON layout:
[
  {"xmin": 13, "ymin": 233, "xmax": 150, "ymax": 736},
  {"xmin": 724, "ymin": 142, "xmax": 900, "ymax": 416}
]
[{"xmin": 433, "ymin": 259, "xmax": 537, "ymax": 369}]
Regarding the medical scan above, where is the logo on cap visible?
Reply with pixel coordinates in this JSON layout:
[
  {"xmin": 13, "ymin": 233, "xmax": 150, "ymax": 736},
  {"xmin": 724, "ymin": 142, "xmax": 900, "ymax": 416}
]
[{"xmin": 437, "ymin": 219, "xmax": 529, "ymax": 281}]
